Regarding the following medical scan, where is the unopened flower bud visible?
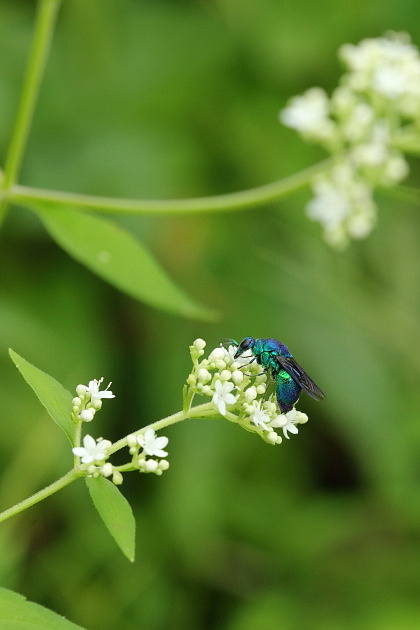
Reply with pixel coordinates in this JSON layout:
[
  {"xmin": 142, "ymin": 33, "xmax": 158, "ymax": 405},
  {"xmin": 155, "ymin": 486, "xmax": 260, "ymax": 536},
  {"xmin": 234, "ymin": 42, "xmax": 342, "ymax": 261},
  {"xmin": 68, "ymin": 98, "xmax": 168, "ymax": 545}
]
[
  {"xmin": 112, "ymin": 470, "xmax": 123, "ymax": 485},
  {"xmin": 231, "ymin": 370, "xmax": 244, "ymax": 385},
  {"xmin": 126, "ymin": 434, "xmax": 138, "ymax": 448},
  {"xmin": 193, "ymin": 338, "xmax": 206, "ymax": 351},
  {"xmin": 76, "ymin": 384, "xmax": 88, "ymax": 398},
  {"xmin": 267, "ymin": 431, "xmax": 281, "ymax": 444},
  {"xmin": 219, "ymin": 370, "xmax": 232, "ymax": 382},
  {"xmin": 144, "ymin": 459, "xmax": 158, "ymax": 473},
  {"xmin": 100, "ymin": 463, "xmax": 113, "ymax": 477},
  {"xmin": 244, "ymin": 387, "xmax": 257, "ymax": 402},
  {"xmin": 197, "ymin": 368, "xmax": 211, "ymax": 383},
  {"xmin": 79, "ymin": 409, "xmax": 95, "ymax": 422},
  {"xmin": 187, "ymin": 374, "xmax": 196, "ymax": 386}
]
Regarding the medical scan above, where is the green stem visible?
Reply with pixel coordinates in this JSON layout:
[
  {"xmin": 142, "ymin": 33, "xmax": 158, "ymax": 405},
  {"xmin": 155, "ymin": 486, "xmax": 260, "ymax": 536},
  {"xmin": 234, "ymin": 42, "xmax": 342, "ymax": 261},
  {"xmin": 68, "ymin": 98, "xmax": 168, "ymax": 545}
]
[
  {"xmin": 109, "ymin": 402, "xmax": 216, "ymax": 455},
  {"xmin": 0, "ymin": 402, "xmax": 218, "ymax": 523},
  {"xmin": 73, "ymin": 421, "xmax": 82, "ymax": 466},
  {"xmin": 0, "ymin": 469, "xmax": 80, "ymax": 523},
  {"xmin": 0, "ymin": 0, "xmax": 61, "ymax": 221},
  {"xmin": 10, "ymin": 159, "xmax": 331, "ymax": 215}
]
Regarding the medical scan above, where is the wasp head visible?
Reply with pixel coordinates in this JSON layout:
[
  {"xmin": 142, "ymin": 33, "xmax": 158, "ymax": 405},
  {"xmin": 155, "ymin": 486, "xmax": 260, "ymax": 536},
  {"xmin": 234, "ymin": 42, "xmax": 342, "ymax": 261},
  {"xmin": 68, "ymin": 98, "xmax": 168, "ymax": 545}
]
[{"xmin": 234, "ymin": 337, "xmax": 255, "ymax": 358}]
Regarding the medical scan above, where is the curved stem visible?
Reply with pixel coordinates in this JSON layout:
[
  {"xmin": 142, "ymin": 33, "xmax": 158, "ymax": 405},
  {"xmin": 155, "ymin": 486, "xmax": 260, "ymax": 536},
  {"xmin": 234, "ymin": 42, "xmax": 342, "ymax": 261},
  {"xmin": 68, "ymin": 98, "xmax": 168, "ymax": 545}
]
[
  {"xmin": 10, "ymin": 159, "xmax": 330, "ymax": 216},
  {"xmin": 0, "ymin": 469, "xmax": 80, "ymax": 523},
  {"xmin": 109, "ymin": 402, "xmax": 217, "ymax": 455},
  {"xmin": 0, "ymin": 0, "xmax": 61, "ymax": 225},
  {"xmin": 0, "ymin": 402, "xmax": 219, "ymax": 523}
]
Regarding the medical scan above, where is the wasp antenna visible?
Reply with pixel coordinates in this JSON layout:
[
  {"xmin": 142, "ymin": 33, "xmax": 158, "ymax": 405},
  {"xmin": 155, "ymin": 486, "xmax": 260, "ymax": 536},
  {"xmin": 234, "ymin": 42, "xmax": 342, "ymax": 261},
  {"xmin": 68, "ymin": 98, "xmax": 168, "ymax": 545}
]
[{"xmin": 219, "ymin": 338, "xmax": 238, "ymax": 347}]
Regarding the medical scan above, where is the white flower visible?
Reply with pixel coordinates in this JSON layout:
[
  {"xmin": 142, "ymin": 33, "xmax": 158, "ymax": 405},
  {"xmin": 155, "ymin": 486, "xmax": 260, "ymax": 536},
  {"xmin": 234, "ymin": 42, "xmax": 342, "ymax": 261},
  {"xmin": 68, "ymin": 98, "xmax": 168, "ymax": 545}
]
[
  {"xmin": 208, "ymin": 347, "xmax": 226, "ymax": 362},
  {"xmin": 226, "ymin": 344, "xmax": 252, "ymax": 368},
  {"xmin": 247, "ymin": 401, "xmax": 271, "ymax": 431},
  {"xmin": 72, "ymin": 435, "xmax": 111, "ymax": 463},
  {"xmin": 340, "ymin": 33, "xmax": 420, "ymax": 119},
  {"xmin": 306, "ymin": 180, "xmax": 350, "ymax": 230},
  {"xmin": 306, "ymin": 169, "xmax": 376, "ymax": 249},
  {"xmin": 86, "ymin": 378, "xmax": 115, "ymax": 402},
  {"xmin": 280, "ymin": 88, "xmax": 337, "ymax": 144},
  {"xmin": 271, "ymin": 413, "xmax": 299, "ymax": 439},
  {"xmin": 340, "ymin": 102, "xmax": 375, "ymax": 143},
  {"xmin": 137, "ymin": 428, "xmax": 168, "ymax": 457},
  {"xmin": 278, "ymin": 32, "xmax": 419, "ymax": 248},
  {"xmin": 270, "ymin": 409, "xmax": 308, "ymax": 439},
  {"xmin": 212, "ymin": 379, "xmax": 236, "ymax": 416}
]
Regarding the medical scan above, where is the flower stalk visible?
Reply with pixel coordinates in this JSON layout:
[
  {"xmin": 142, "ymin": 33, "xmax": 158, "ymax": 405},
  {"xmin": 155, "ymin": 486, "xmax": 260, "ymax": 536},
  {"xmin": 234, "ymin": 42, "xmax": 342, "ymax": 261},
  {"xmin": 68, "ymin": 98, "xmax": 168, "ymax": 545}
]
[
  {"xmin": 0, "ymin": 338, "xmax": 311, "ymax": 523},
  {"xmin": 0, "ymin": 0, "xmax": 61, "ymax": 223}
]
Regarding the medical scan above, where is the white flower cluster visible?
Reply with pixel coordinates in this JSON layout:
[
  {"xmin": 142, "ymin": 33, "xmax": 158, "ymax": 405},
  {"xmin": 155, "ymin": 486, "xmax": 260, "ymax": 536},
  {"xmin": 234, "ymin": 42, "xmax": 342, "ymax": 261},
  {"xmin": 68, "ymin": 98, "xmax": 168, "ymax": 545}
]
[
  {"xmin": 72, "ymin": 435, "xmax": 120, "ymax": 482},
  {"xmin": 126, "ymin": 428, "xmax": 170, "ymax": 476},
  {"xmin": 186, "ymin": 339, "xmax": 308, "ymax": 444},
  {"xmin": 280, "ymin": 32, "xmax": 420, "ymax": 248},
  {"xmin": 71, "ymin": 377, "xmax": 169, "ymax": 482},
  {"xmin": 72, "ymin": 378, "xmax": 115, "ymax": 423},
  {"xmin": 71, "ymin": 377, "xmax": 121, "ymax": 482}
]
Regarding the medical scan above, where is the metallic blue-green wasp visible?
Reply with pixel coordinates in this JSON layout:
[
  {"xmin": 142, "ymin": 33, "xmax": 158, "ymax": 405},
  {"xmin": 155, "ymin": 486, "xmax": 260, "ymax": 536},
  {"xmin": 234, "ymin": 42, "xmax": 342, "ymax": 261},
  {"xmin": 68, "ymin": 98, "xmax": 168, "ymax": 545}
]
[{"xmin": 233, "ymin": 337, "xmax": 325, "ymax": 413}]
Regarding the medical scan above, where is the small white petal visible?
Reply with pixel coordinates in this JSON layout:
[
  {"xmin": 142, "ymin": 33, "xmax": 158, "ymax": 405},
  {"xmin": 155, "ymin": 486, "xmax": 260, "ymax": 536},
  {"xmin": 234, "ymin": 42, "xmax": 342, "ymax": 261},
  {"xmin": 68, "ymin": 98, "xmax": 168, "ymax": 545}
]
[
  {"xmin": 212, "ymin": 380, "xmax": 236, "ymax": 416},
  {"xmin": 137, "ymin": 428, "xmax": 169, "ymax": 457}
]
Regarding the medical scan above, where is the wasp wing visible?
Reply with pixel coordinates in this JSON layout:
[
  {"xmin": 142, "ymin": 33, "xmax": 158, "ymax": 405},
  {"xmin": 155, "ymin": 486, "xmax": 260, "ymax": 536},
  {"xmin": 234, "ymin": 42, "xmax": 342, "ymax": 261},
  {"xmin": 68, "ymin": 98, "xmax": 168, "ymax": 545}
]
[{"xmin": 274, "ymin": 355, "xmax": 325, "ymax": 401}]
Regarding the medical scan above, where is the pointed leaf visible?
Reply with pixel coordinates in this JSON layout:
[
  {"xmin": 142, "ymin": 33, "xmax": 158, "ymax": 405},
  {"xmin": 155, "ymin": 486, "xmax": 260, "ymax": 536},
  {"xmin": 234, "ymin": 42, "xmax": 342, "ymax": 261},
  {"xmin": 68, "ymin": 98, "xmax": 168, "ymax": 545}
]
[
  {"xmin": 28, "ymin": 203, "xmax": 217, "ymax": 321},
  {"xmin": 0, "ymin": 586, "xmax": 86, "ymax": 630},
  {"xmin": 86, "ymin": 476, "xmax": 136, "ymax": 561},
  {"xmin": 9, "ymin": 349, "xmax": 74, "ymax": 445}
]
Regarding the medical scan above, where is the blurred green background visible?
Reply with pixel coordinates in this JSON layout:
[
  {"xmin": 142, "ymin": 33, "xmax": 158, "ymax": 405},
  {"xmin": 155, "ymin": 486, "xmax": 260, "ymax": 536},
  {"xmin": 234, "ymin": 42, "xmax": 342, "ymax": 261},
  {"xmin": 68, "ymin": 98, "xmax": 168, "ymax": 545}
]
[{"xmin": 1, "ymin": 1, "xmax": 420, "ymax": 629}]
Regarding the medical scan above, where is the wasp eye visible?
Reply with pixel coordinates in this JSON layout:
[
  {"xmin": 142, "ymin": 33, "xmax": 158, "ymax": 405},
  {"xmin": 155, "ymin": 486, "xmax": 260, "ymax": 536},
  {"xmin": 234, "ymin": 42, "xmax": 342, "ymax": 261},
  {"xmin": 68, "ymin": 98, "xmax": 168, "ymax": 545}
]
[{"xmin": 239, "ymin": 337, "xmax": 254, "ymax": 351}]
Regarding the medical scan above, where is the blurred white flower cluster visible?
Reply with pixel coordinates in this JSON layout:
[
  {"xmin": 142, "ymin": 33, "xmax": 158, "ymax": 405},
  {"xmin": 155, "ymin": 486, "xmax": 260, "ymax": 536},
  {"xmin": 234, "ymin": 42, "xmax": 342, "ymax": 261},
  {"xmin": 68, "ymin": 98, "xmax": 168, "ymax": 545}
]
[
  {"xmin": 186, "ymin": 339, "xmax": 308, "ymax": 445},
  {"xmin": 280, "ymin": 32, "xmax": 420, "ymax": 248}
]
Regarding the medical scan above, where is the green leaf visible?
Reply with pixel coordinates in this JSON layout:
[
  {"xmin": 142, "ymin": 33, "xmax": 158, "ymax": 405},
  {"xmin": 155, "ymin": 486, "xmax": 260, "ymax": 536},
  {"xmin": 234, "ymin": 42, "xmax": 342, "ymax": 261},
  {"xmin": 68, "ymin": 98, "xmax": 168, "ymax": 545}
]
[
  {"xmin": 9, "ymin": 349, "xmax": 74, "ymax": 445},
  {"xmin": 86, "ymin": 476, "xmax": 136, "ymax": 561},
  {"xmin": 0, "ymin": 586, "xmax": 86, "ymax": 630},
  {"xmin": 28, "ymin": 203, "xmax": 217, "ymax": 321}
]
